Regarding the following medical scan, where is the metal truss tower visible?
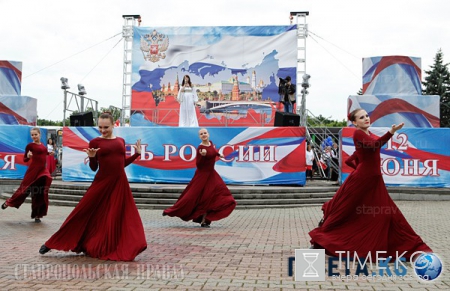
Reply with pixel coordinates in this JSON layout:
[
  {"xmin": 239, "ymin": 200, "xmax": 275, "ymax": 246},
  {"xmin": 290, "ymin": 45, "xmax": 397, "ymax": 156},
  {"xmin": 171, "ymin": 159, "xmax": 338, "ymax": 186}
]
[
  {"xmin": 290, "ymin": 11, "xmax": 309, "ymax": 126},
  {"xmin": 121, "ymin": 15, "xmax": 141, "ymax": 125}
]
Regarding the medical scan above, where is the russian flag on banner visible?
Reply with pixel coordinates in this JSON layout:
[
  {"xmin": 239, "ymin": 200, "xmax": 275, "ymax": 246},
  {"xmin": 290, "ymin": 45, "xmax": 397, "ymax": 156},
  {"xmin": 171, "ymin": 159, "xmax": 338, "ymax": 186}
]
[
  {"xmin": 0, "ymin": 61, "xmax": 22, "ymax": 96},
  {"xmin": 362, "ymin": 56, "xmax": 422, "ymax": 95}
]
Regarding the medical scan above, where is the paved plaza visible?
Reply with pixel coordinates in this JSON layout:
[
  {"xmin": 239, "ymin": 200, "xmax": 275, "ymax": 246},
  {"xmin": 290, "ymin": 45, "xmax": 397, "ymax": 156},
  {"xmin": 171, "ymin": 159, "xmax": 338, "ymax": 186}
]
[{"xmin": 0, "ymin": 196, "xmax": 448, "ymax": 290}]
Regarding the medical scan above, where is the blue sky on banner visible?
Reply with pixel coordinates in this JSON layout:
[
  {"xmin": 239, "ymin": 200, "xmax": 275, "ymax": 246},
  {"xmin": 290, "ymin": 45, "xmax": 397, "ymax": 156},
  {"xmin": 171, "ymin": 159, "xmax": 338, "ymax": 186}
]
[{"xmin": 1, "ymin": 0, "xmax": 450, "ymax": 122}]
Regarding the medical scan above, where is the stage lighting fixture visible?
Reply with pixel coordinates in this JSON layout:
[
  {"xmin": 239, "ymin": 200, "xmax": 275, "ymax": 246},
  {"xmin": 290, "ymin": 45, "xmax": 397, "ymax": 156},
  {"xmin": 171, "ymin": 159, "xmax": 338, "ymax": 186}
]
[
  {"xmin": 78, "ymin": 84, "xmax": 87, "ymax": 96},
  {"xmin": 302, "ymin": 74, "xmax": 311, "ymax": 89},
  {"xmin": 60, "ymin": 77, "xmax": 70, "ymax": 90}
]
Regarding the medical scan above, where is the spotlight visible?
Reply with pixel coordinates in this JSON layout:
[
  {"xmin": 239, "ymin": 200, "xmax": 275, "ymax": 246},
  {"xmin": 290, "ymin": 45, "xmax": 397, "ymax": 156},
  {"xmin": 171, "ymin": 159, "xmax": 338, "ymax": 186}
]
[
  {"xmin": 302, "ymin": 74, "xmax": 311, "ymax": 89},
  {"xmin": 78, "ymin": 84, "xmax": 87, "ymax": 96},
  {"xmin": 60, "ymin": 77, "xmax": 70, "ymax": 90},
  {"xmin": 301, "ymin": 74, "xmax": 311, "ymax": 89}
]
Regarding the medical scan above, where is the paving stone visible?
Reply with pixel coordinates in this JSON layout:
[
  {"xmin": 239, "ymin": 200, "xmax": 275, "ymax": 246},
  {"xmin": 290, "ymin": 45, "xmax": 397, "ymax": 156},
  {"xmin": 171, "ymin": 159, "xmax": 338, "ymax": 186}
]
[{"xmin": 0, "ymin": 197, "xmax": 447, "ymax": 290}]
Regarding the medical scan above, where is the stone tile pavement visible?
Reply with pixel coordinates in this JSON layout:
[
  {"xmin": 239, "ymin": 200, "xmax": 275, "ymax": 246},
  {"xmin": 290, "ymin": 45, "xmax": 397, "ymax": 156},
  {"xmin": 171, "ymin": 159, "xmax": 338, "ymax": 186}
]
[{"xmin": 0, "ymin": 198, "xmax": 448, "ymax": 290}]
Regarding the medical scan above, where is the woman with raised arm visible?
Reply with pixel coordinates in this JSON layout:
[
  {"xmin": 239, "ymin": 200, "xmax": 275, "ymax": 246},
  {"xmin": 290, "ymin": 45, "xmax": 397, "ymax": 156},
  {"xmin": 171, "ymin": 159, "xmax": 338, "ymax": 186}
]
[
  {"xmin": 309, "ymin": 108, "xmax": 432, "ymax": 259},
  {"xmin": 39, "ymin": 112, "xmax": 147, "ymax": 261},
  {"xmin": 163, "ymin": 128, "xmax": 236, "ymax": 227},
  {"xmin": 2, "ymin": 128, "xmax": 52, "ymax": 223}
]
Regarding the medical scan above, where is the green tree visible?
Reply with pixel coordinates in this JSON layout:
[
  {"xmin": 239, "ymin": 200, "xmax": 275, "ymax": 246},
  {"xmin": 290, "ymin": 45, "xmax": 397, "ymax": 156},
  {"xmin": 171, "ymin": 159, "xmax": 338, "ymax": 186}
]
[
  {"xmin": 307, "ymin": 114, "xmax": 347, "ymax": 127},
  {"xmin": 37, "ymin": 119, "xmax": 62, "ymax": 126},
  {"xmin": 99, "ymin": 106, "xmax": 122, "ymax": 122},
  {"xmin": 422, "ymin": 49, "xmax": 450, "ymax": 127}
]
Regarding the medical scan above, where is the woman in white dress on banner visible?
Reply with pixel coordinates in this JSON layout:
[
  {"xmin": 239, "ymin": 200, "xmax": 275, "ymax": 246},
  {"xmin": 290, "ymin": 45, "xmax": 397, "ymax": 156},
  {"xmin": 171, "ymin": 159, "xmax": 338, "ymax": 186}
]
[{"xmin": 177, "ymin": 75, "xmax": 199, "ymax": 127}]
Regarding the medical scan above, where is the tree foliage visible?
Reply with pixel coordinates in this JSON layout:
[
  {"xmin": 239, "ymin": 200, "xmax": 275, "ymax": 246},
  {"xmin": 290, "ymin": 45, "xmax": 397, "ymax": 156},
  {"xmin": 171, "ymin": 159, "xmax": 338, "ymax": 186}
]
[
  {"xmin": 37, "ymin": 105, "xmax": 124, "ymax": 126},
  {"xmin": 422, "ymin": 49, "xmax": 450, "ymax": 127},
  {"xmin": 307, "ymin": 114, "xmax": 347, "ymax": 127},
  {"xmin": 37, "ymin": 119, "xmax": 63, "ymax": 126}
]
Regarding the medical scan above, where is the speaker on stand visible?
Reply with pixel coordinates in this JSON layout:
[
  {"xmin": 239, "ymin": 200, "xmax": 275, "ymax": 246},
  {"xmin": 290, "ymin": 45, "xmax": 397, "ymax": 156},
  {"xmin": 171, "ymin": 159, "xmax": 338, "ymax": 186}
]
[
  {"xmin": 69, "ymin": 112, "xmax": 94, "ymax": 126},
  {"xmin": 274, "ymin": 111, "xmax": 300, "ymax": 126}
]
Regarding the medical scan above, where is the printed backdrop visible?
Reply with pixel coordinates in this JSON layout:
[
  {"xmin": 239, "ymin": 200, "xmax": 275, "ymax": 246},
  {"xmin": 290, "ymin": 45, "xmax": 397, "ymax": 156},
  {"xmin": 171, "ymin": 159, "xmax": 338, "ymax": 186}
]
[
  {"xmin": 362, "ymin": 56, "xmax": 422, "ymax": 95},
  {"xmin": 0, "ymin": 96, "xmax": 38, "ymax": 125},
  {"xmin": 62, "ymin": 127, "xmax": 306, "ymax": 185},
  {"xmin": 347, "ymin": 95, "xmax": 440, "ymax": 128},
  {"xmin": 0, "ymin": 60, "xmax": 22, "ymax": 96},
  {"xmin": 0, "ymin": 126, "xmax": 47, "ymax": 179},
  {"xmin": 130, "ymin": 26, "xmax": 297, "ymax": 127},
  {"xmin": 340, "ymin": 127, "xmax": 450, "ymax": 187}
]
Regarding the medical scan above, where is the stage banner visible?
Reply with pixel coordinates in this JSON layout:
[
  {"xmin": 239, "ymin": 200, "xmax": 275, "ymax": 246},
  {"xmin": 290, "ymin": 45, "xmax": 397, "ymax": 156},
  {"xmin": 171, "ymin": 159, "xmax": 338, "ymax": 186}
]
[
  {"xmin": 61, "ymin": 127, "xmax": 306, "ymax": 185},
  {"xmin": 0, "ymin": 96, "xmax": 38, "ymax": 125},
  {"xmin": 0, "ymin": 61, "xmax": 22, "ymax": 96},
  {"xmin": 130, "ymin": 25, "xmax": 297, "ymax": 127},
  {"xmin": 0, "ymin": 125, "xmax": 47, "ymax": 179},
  {"xmin": 347, "ymin": 94, "xmax": 440, "ymax": 128},
  {"xmin": 340, "ymin": 127, "xmax": 450, "ymax": 187},
  {"xmin": 362, "ymin": 56, "xmax": 422, "ymax": 95}
]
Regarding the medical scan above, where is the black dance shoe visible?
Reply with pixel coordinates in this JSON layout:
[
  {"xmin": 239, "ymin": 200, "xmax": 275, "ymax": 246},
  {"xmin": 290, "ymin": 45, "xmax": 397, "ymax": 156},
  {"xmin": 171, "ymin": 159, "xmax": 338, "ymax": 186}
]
[
  {"xmin": 39, "ymin": 245, "xmax": 51, "ymax": 254},
  {"xmin": 34, "ymin": 218, "xmax": 41, "ymax": 223},
  {"xmin": 162, "ymin": 211, "xmax": 167, "ymax": 216},
  {"xmin": 1, "ymin": 202, "xmax": 7, "ymax": 210},
  {"xmin": 201, "ymin": 223, "xmax": 211, "ymax": 228}
]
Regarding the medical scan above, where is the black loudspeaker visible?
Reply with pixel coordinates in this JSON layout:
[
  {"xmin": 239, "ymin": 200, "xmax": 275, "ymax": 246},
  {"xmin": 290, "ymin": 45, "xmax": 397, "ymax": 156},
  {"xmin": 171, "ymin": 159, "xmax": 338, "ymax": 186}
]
[
  {"xmin": 274, "ymin": 111, "xmax": 300, "ymax": 126},
  {"xmin": 70, "ymin": 112, "xmax": 94, "ymax": 126}
]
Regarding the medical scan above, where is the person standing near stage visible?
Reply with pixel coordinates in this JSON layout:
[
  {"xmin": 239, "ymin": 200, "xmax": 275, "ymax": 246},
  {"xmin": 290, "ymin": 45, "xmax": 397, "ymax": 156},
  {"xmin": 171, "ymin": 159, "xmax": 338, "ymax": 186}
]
[
  {"xmin": 177, "ymin": 75, "xmax": 199, "ymax": 127},
  {"xmin": 46, "ymin": 138, "xmax": 57, "ymax": 177},
  {"xmin": 322, "ymin": 146, "xmax": 332, "ymax": 180},
  {"xmin": 39, "ymin": 112, "xmax": 147, "ymax": 261},
  {"xmin": 330, "ymin": 143, "xmax": 339, "ymax": 181},
  {"xmin": 279, "ymin": 76, "xmax": 296, "ymax": 113},
  {"xmin": 2, "ymin": 128, "xmax": 52, "ymax": 222},
  {"xmin": 309, "ymin": 108, "xmax": 432, "ymax": 260},
  {"xmin": 163, "ymin": 128, "xmax": 236, "ymax": 227},
  {"xmin": 305, "ymin": 144, "xmax": 314, "ymax": 181}
]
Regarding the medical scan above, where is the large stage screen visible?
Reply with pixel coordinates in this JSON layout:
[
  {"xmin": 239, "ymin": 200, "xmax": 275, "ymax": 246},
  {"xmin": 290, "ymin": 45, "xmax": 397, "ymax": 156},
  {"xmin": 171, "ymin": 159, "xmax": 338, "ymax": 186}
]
[{"xmin": 130, "ymin": 25, "xmax": 297, "ymax": 127}]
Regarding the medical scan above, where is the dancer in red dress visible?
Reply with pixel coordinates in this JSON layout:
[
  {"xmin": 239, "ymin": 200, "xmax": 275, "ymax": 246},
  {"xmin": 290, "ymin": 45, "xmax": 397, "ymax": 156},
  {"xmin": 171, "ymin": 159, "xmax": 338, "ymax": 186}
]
[
  {"xmin": 163, "ymin": 128, "xmax": 236, "ymax": 227},
  {"xmin": 309, "ymin": 109, "xmax": 432, "ymax": 260},
  {"xmin": 39, "ymin": 112, "xmax": 147, "ymax": 261},
  {"xmin": 2, "ymin": 128, "xmax": 52, "ymax": 223}
]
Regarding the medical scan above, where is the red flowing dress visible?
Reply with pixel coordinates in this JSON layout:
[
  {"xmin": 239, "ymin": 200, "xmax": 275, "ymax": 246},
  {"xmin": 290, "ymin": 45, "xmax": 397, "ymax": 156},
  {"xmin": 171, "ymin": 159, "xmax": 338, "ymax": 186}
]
[
  {"xmin": 44, "ymin": 137, "xmax": 147, "ymax": 261},
  {"xmin": 6, "ymin": 142, "xmax": 52, "ymax": 219},
  {"xmin": 309, "ymin": 130, "xmax": 432, "ymax": 259},
  {"xmin": 163, "ymin": 141, "xmax": 236, "ymax": 225}
]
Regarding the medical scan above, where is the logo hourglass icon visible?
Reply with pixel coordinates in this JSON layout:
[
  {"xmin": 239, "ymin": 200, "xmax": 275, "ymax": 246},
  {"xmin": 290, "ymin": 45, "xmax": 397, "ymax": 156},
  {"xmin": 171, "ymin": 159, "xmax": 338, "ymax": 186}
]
[
  {"xmin": 295, "ymin": 249, "xmax": 325, "ymax": 281},
  {"xmin": 303, "ymin": 253, "xmax": 319, "ymax": 277}
]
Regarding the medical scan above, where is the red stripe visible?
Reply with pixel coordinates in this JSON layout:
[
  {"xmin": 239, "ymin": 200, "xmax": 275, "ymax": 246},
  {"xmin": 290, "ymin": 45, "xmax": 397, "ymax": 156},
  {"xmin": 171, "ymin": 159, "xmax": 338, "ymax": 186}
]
[
  {"xmin": 370, "ymin": 99, "xmax": 440, "ymax": 127},
  {"xmin": 0, "ymin": 61, "xmax": 22, "ymax": 80}
]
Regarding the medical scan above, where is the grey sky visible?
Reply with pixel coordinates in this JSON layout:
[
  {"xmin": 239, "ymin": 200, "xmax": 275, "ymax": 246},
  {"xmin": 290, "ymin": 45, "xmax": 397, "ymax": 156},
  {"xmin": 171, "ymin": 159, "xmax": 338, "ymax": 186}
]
[{"xmin": 1, "ymin": 0, "xmax": 449, "ymax": 122}]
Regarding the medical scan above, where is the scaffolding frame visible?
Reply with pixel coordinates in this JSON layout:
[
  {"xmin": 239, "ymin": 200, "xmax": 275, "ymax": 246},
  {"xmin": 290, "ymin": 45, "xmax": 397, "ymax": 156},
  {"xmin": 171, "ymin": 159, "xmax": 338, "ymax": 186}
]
[
  {"xmin": 62, "ymin": 90, "xmax": 98, "ymax": 127},
  {"xmin": 290, "ymin": 11, "xmax": 309, "ymax": 123},
  {"xmin": 121, "ymin": 15, "xmax": 141, "ymax": 125}
]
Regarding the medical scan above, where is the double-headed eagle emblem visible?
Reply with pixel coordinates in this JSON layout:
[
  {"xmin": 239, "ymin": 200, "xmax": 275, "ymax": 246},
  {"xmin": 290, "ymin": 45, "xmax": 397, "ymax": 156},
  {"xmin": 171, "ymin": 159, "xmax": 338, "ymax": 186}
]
[{"xmin": 140, "ymin": 30, "xmax": 169, "ymax": 63}]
